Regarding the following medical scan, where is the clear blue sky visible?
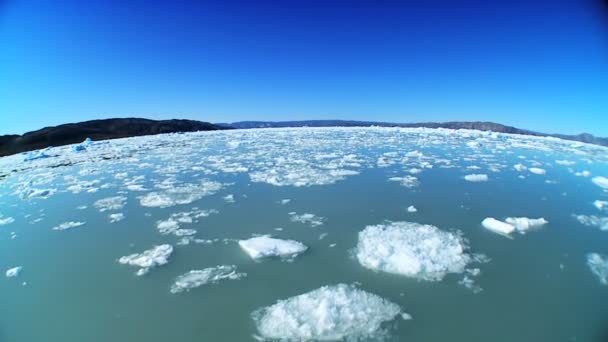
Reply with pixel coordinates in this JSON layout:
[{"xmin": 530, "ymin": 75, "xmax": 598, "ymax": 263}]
[{"xmin": 1, "ymin": 0, "xmax": 607, "ymax": 136}]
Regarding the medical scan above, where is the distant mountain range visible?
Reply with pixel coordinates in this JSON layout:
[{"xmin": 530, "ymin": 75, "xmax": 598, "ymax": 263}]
[{"xmin": 0, "ymin": 118, "xmax": 606, "ymax": 157}]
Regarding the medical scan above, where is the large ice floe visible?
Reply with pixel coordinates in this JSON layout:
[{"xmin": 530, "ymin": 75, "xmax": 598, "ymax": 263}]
[
  {"xmin": 587, "ymin": 253, "xmax": 608, "ymax": 285},
  {"xmin": 251, "ymin": 284, "xmax": 405, "ymax": 341},
  {"xmin": 118, "ymin": 244, "xmax": 173, "ymax": 276},
  {"xmin": 170, "ymin": 265, "xmax": 246, "ymax": 293},
  {"xmin": 355, "ymin": 221, "xmax": 474, "ymax": 281},
  {"xmin": 239, "ymin": 236, "xmax": 308, "ymax": 260}
]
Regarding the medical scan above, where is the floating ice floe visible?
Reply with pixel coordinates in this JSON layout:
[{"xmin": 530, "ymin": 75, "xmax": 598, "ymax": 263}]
[
  {"xmin": 573, "ymin": 215, "xmax": 608, "ymax": 231},
  {"xmin": 529, "ymin": 167, "xmax": 546, "ymax": 175},
  {"xmin": 23, "ymin": 147, "xmax": 53, "ymax": 161},
  {"xmin": 0, "ymin": 216, "xmax": 15, "ymax": 225},
  {"xmin": 118, "ymin": 244, "xmax": 173, "ymax": 276},
  {"xmin": 250, "ymin": 165, "xmax": 359, "ymax": 187},
  {"xmin": 356, "ymin": 221, "xmax": 474, "ymax": 281},
  {"xmin": 19, "ymin": 188, "xmax": 56, "ymax": 200},
  {"xmin": 223, "ymin": 194, "xmax": 235, "ymax": 203},
  {"xmin": 52, "ymin": 221, "xmax": 86, "ymax": 231},
  {"xmin": 513, "ymin": 163, "xmax": 527, "ymax": 171},
  {"xmin": 156, "ymin": 209, "xmax": 217, "ymax": 235},
  {"xmin": 289, "ymin": 212, "xmax": 325, "ymax": 227},
  {"xmin": 238, "ymin": 236, "xmax": 308, "ymax": 260},
  {"xmin": 587, "ymin": 253, "xmax": 608, "ymax": 285},
  {"xmin": 251, "ymin": 284, "xmax": 405, "ymax": 341},
  {"xmin": 592, "ymin": 176, "xmax": 608, "ymax": 190},
  {"xmin": 139, "ymin": 180, "xmax": 223, "ymax": 208},
  {"xmin": 388, "ymin": 175, "xmax": 419, "ymax": 188},
  {"xmin": 504, "ymin": 217, "xmax": 548, "ymax": 233},
  {"xmin": 5, "ymin": 266, "xmax": 22, "ymax": 278},
  {"xmin": 594, "ymin": 200, "xmax": 608, "ymax": 211},
  {"xmin": 464, "ymin": 174, "xmax": 488, "ymax": 182},
  {"xmin": 170, "ymin": 265, "xmax": 246, "ymax": 293},
  {"xmin": 575, "ymin": 170, "xmax": 592, "ymax": 177},
  {"xmin": 94, "ymin": 196, "xmax": 127, "ymax": 212},
  {"xmin": 109, "ymin": 213, "xmax": 125, "ymax": 223},
  {"xmin": 278, "ymin": 199, "xmax": 291, "ymax": 205},
  {"xmin": 555, "ymin": 160, "xmax": 575, "ymax": 166},
  {"xmin": 71, "ymin": 138, "xmax": 93, "ymax": 152},
  {"xmin": 407, "ymin": 205, "xmax": 417, "ymax": 213},
  {"xmin": 482, "ymin": 218, "xmax": 515, "ymax": 235}
]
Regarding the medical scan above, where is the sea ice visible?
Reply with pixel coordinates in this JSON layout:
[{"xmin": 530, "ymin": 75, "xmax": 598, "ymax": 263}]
[
  {"xmin": 289, "ymin": 212, "xmax": 325, "ymax": 227},
  {"xmin": 529, "ymin": 167, "xmax": 547, "ymax": 175},
  {"xmin": 464, "ymin": 174, "xmax": 488, "ymax": 182},
  {"xmin": 118, "ymin": 244, "xmax": 173, "ymax": 276},
  {"xmin": 388, "ymin": 175, "xmax": 419, "ymax": 188},
  {"xmin": 594, "ymin": 200, "xmax": 608, "ymax": 211},
  {"xmin": 0, "ymin": 216, "xmax": 15, "ymax": 225},
  {"xmin": 587, "ymin": 253, "xmax": 608, "ymax": 285},
  {"xmin": 592, "ymin": 176, "xmax": 608, "ymax": 190},
  {"xmin": 94, "ymin": 196, "xmax": 127, "ymax": 212},
  {"xmin": 481, "ymin": 218, "xmax": 515, "ymax": 235},
  {"xmin": 513, "ymin": 163, "xmax": 527, "ymax": 171},
  {"xmin": 356, "ymin": 221, "xmax": 472, "ymax": 281},
  {"xmin": 407, "ymin": 205, "xmax": 417, "ymax": 213},
  {"xmin": 573, "ymin": 215, "xmax": 608, "ymax": 231},
  {"xmin": 139, "ymin": 180, "xmax": 223, "ymax": 208},
  {"xmin": 239, "ymin": 236, "xmax": 308, "ymax": 260},
  {"xmin": 5, "ymin": 266, "xmax": 22, "ymax": 278},
  {"xmin": 52, "ymin": 221, "xmax": 86, "ymax": 231},
  {"xmin": 170, "ymin": 265, "xmax": 246, "ymax": 293},
  {"xmin": 505, "ymin": 217, "xmax": 548, "ymax": 232},
  {"xmin": 252, "ymin": 284, "xmax": 404, "ymax": 341},
  {"xmin": 109, "ymin": 213, "xmax": 125, "ymax": 223}
]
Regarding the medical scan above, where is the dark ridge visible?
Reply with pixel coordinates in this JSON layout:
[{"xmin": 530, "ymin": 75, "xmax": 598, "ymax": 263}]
[
  {"xmin": 218, "ymin": 120, "xmax": 608, "ymax": 147},
  {"xmin": 0, "ymin": 118, "xmax": 224, "ymax": 157}
]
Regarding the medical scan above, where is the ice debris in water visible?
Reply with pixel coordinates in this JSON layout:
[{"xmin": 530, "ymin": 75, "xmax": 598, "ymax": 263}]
[
  {"xmin": 482, "ymin": 218, "xmax": 514, "ymax": 235},
  {"xmin": 251, "ymin": 284, "xmax": 405, "ymax": 341},
  {"xmin": 139, "ymin": 180, "xmax": 223, "ymax": 208},
  {"xmin": 388, "ymin": 175, "xmax": 419, "ymax": 188},
  {"xmin": 592, "ymin": 176, "xmax": 608, "ymax": 190},
  {"xmin": 223, "ymin": 194, "xmax": 235, "ymax": 203},
  {"xmin": 5, "ymin": 266, "xmax": 23, "ymax": 278},
  {"xmin": 464, "ymin": 174, "xmax": 488, "ymax": 182},
  {"xmin": 587, "ymin": 253, "xmax": 608, "ymax": 285},
  {"xmin": 239, "ymin": 236, "xmax": 308, "ymax": 260},
  {"xmin": 23, "ymin": 147, "xmax": 53, "ymax": 161},
  {"xmin": 573, "ymin": 215, "xmax": 608, "ymax": 231},
  {"xmin": 94, "ymin": 196, "xmax": 127, "ymax": 212},
  {"xmin": 156, "ymin": 209, "xmax": 217, "ymax": 235},
  {"xmin": 529, "ymin": 167, "xmax": 546, "ymax": 175},
  {"xmin": 407, "ymin": 205, "xmax": 417, "ymax": 213},
  {"xmin": 0, "ymin": 216, "xmax": 15, "ymax": 225},
  {"xmin": 356, "ymin": 221, "xmax": 473, "ymax": 281},
  {"xmin": 289, "ymin": 212, "xmax": 325, "ymax": 227},
  {"xmin": 505, "ymin": 217, "xmax": 548, "ymax": 232},
  {"xmin": 513, "ymin": 163, "xmax": 527, "ymax": 171},
  {"xmin": 170, "ymin": 265, "xmax": 246, "ymax": 294},
  {"xmin": 109, "ymin": 213, "xmax": 125, "ymax": 223},
  {"xmin": 52, "ymin": 221, "xmax": 86, "ymax": 231},
  {"xmin": 594, "ymin": 200, "xmax": 608, "ymax": 211},
  {"xmin": 118, "ymin": 244, "xmax": 173, "ymax": 276}
]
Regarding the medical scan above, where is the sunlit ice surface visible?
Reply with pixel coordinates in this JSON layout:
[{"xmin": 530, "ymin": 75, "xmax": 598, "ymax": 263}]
[{"xmin": 1, "ymin": 127, "xmax": 607, "ymax": 341}]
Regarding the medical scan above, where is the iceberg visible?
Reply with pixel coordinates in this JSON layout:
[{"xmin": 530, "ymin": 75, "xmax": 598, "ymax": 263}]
[
  {"xmin": 356, "ymin": 221, "xmax": 473, "ymax": 281},
  {"xmin": 170, "ymin": 265, "xmax": 246, "ymax": 293},
  {"xmin": 239, "ymin": 236, "xmax": 308, "ymax": 260},
  {"xmin": 118, "ymin": 244, "xmax": 173, "ymax": 276},
  {"xmin": 252, "ymin": 284, "xmax": 404, "ymax": 341}
]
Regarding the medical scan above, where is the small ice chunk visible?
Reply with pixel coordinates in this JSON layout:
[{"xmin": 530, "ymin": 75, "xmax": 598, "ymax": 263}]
[
  {"xmin": 388, "ymin": 175, "xmax": 419, "ymax": 188},
  {"xmin": 52, "ymin": 221, "xmax": 86, "ymax": 231},
  {"xmin": 594, "ymin": 200, "xmax": 608, "ymax": 211},
  {"xmin": 587, "ymin": 253, "xmax": 608, "ymax": 285},
  {"xmin": 238, "ymin": 236, "xmax": 308, "ymax": 260},
  {"xmin": 575, "ymin": 170, "xmax": 591, "ymax": 177},
  {"xmin": 592, "ymin": 176, "xmax": 608, "ymax": 190},
  {"xmin": 289, "ymin": 212, "xmax": 325, "ymax": 227},
  {"xmin": 94, "ymin": 196, "xmax": 127, "ymax": 212},
  {"xmin": 109, "ymin": 213, "xmax": 125, "ymax": 223},
  {"xmin": 513, "ymin": 163, "xmax": 527, "ymax": 172},
  {"xmin": 481, "ymin": 218, "xmax": 515, "ymax": 235},
  {"xmin": 223, "ymin": 194, "xmax": 235, "ymax": 203},
  {"xmin": 464, "ymin": 174, "xmax": 488, "ymax": 182},
  {"xmin": 505, "ymin": 217, "xmax": 548, "ymax": 232},
  {"xmin": 5, "ymin": 266, "xmax": 22, "ymax": 278},
  {"xmin": 555, "ymin": 160, "xmax": 575, "ymax": 166},
  {"xmin": 118, "ymin": 244, "xmax": 173, "ymax": 276},
  {"xmin": 278, "ymin": 199, "xmax": 291, "ymax": 205},
  {"xmin": 252, "ymin": 284, "xmax": 404, "ymax": 341},
  {"xmin": 529, "ymin": 167, "xmax": 546, "ymax": 175},
  {"xmin": 170, "ymin": 265, "xmax": 246, "ymax": 293},
  {"xmin": 356, "ymin": 221, "xmax": 473, "ymax": 281},
  {"xmin": 407, "ymin": 205, "xmax": 417, "ymax": 213},
  {"xmin": 573, "ymin": 214, "xmax": 608, "ymax": 231},
  {"xmin": 0, "ymin": 216, "xmax": 15, "ymax": 225}
]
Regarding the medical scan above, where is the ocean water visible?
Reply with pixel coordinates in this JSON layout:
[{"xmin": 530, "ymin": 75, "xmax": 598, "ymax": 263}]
[{"xmin": 0, "ymin": 127, "xmax": 607, "ymax": 341}]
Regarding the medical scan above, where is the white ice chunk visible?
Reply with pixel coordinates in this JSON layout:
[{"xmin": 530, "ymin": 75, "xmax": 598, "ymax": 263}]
[
  {"xmin": 594, "ymin": 200, "xmax": 608, "ymax": 211},
  {"xmin": 223, "ymin": 194, "xmax": 235, "ymax": 203},
  {"xmin": 513, "ymin": 163, "xmax": 527, "ymax": 172},
  {"xmin": 238, "ymin": 236, "xmax": 308, "ymax": 260},
  {"xmin": 587, "ymin": 253, "xmax": 608, "ymax": 285},
  {"xmin": 118, "ymin": 244, "xmax": 173, "ymax": 276},
  {"xmin": 109, "ymin": 213, "xmax": 125, "ymax": 223},
  {"xmin": 529, "ymin": 167, "xmax": 546, "ymax": 175},
  {"xmin": 52, "ymin": 221, "xmax": 86, "ymax": 231},
  {"xmin": 481, "ymin": 217, "xmax": 515, "ymax": 235},
  {"xmin": 170, "ymin": 265, "xmax": 246, "ymax": 293},
  {"xmin": 139, "ymin": 180, "xmax": 223, "ymax": 208},
  {"xmin": 0, "ymin": 217, "xmax": 15, "ymax": 225},
  {"xmin": 575, "ymin": 170, "xmax": 591, "ymax": 177},
  {"xmin": 94, "ymin": 196, "xmax": 127, "ymax": 212},
  {"xmin": 505, "ymin": 217, "xmax": 548, "ymax": 232},
  {"xmin": 464, "ymin": 174, "xmax": 488, "ymax": 182},
  {"xmin": 252, "ymin": 284, "xmax": 404, "ymax": 341},
  {"xmin": 356, "ymin": 221, "xmax": 472, "ymax": 281},
  {"xmin": 592, "ymin": 176, "xmax": 608, "ymax": 190},
  {"xmin": 289, "ymin": 212, "xmax": 325, "ymax": 227},
  {"xmin": 5, "ymin": 266, "xmax": 22, "ymax": 278},
  {"xmin": 573, "ymin": 214, "xmax": 608, "ymax": 231},
  {"xmin": 407, "ymin": 205, "xmax": 417, "ymax": 213}
]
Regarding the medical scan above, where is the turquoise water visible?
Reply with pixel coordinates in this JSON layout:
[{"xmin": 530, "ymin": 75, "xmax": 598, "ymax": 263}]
[{"xmin": 0, "ymin": 127, "xmax": 607, "ymax": 341}]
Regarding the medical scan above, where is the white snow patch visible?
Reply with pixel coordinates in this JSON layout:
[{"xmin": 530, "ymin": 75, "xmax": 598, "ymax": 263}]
[
  {"xmin": 170, "ymin": 265, "xmax": 246, "ymax": 293},
  {"xmin": 118, "ymin": 244, "xmax": 173, "ymax": 276},
  {"xmin": 252, "ymin": 284, "xmax": 404, "ymax": 341},
  {"xmin": 464, "ymin": 174, "xmax": 488, "ymax": 182},
  {"xmin": 239, "ymin": 236, "xmax": 307, "ymax": 260},
  {"xmin": 356, "ymin": 221, "xmax": 473, "ymax": 281}
]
